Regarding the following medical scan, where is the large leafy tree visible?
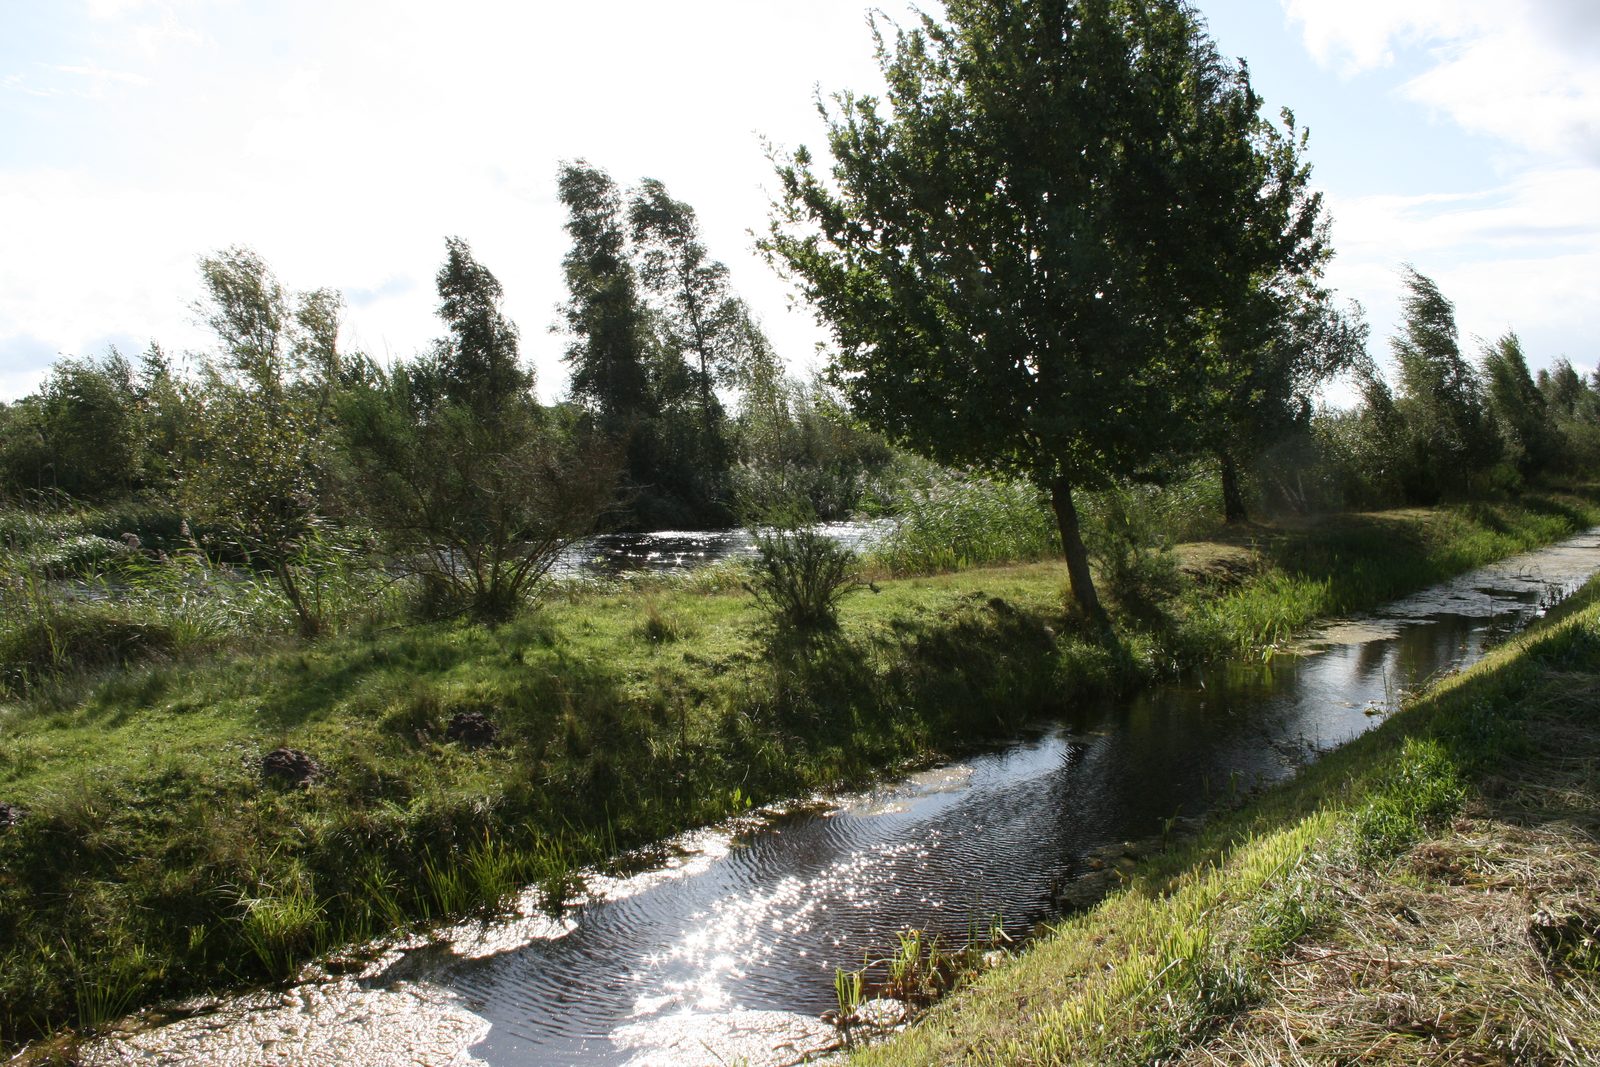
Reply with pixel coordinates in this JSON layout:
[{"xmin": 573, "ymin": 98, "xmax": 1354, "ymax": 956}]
[{"xmin": 765, "ymin": 0, "xmax": 1325, "ymax": 623}]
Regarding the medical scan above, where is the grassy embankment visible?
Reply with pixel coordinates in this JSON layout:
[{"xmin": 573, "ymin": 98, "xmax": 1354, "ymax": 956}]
[
  {"xmin": 0, "ymin": 490, "xmax": 1597, "ymax": 1052},
  {"xmin": 855, "ymin": 549, "xmax": 1600, "ymax": 1065}
]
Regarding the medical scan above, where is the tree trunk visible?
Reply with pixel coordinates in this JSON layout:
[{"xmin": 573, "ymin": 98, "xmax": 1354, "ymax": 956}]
[
  {"xmin": 1219, "ymin": 451, "xmax": 1249, "ymax": 524},
  {"xmin": 1049, "ymin": 475, "xmax": 1108, "ymax": 631}
]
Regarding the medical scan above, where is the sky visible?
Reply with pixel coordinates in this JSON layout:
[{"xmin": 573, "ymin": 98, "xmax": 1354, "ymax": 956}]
[{"xmin": 2, "ymin": 0, "xmax": 1596, "ymax": 405}]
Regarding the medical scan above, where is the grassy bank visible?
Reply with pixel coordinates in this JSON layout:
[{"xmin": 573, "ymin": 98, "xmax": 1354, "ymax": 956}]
[
  {"xmin": 854, "ymin": 554, "xmax": 1600, "ymax": 1064},
  {"xmin": 1, "ymin": 491, "xmax": 1598, "ymax": 1052}
]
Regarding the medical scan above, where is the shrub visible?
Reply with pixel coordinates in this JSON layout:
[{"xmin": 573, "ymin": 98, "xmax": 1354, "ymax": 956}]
[
  {"xmin": 1081, "ymin": 484, "xmax": 1181, "ymax": 614},
  {"xmin": 748, "ymin": 527, "xmax": 859, "ymax": 630}
]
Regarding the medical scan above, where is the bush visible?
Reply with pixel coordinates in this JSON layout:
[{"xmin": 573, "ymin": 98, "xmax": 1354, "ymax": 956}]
[
  {"xmin": 748, "ymin": 527, "xmax": 859, "ymax": 630},
  {"xmin": 1081, "ymin": 484, "xmax": 1181, "ymax": 614}
]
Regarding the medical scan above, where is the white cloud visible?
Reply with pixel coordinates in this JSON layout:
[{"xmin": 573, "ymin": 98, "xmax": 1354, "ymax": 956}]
[
  {"xmin": 1285, "ymin": 0, "xmax": 1600, "ymax": 162},
  {"xmin": 47, "ymin": 61, "xmax": 152, "ymax": 98},
  {"xmin": 1321, "ymin": 167, "xmax": 1600, "ymax": 367},
  {"xmin": 1283, "ymin": 1, "xmax": 1600, "ymax": 370},
  {"xmin": 0, "ymin": 0, "xmax": 890, "ymax": 401}
]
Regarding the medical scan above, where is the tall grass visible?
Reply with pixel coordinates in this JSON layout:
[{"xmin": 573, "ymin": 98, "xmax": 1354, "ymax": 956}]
[
  {"xmin": 0, "ymin": 505, "xmax": 401, "ymax": 696},
  {"xmin": 871, "ymin": 469, "xmax": 1058, "ymax": 575}
]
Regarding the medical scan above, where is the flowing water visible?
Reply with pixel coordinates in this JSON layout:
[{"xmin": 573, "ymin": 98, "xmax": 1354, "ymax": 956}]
[{"xmin": 86, "ymin": 529, "xmax": 1600, "ymax": 1067}]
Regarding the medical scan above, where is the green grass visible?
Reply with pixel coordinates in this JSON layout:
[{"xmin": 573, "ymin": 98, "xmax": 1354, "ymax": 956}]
[{"xmin": 0, "ymin": 489, "xmax": 1597, "ymax": 1052}]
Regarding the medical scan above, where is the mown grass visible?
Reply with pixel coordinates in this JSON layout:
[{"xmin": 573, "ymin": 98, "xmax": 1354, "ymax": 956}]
[
  {"xmin": 852, "ymin": 562, "xmax": 1600, "ymax": 1065},
  {"xmin": 0, "ymin": 489, "xmax": 1597, "ymax": 1053}
]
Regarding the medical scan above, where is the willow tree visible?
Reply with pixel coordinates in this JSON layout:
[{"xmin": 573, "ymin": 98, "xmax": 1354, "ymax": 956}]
[
  {"xmin": 1205, "ymin": 279, "xmax": 1366, "ymax": 523},
  {"xmin": 764, "ymin": 0, "xmax": 1325, "ymax": 625},
  {"xmin": 1390, "ymin": 267, "xmax": 1497, "ymax": 501},
  {"xmin": 184, "ymin": 248, "xmax": 345, "ymax": 635},
  {"xmin": 342, "ymin": 238, "xmax": 615, "ymax": 622}
]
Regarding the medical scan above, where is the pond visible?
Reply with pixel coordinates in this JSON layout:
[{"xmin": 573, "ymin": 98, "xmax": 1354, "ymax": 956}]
[{"xmin": 550, "ymin": 522, "xmax": 885, "ymax": 580}]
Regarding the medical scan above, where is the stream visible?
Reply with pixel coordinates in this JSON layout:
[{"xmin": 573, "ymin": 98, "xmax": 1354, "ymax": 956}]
[{"xmin": 85, "ymin": 528, "xmax": 1600, "ymax": 1067}]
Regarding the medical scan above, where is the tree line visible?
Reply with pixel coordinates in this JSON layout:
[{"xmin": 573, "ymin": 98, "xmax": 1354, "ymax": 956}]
[{"xmin": 3, "ymin": 0, "xmax": 1597, "ymax": 634}]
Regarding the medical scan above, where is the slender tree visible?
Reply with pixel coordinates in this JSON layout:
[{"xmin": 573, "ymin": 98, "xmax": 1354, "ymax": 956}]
[
  {"xmin": 1482, "ymin": 331, "xmax": 1553, "ymax": 478},
  {"xmin": 431, "ymin": 235, "xmax": 530, "ymax": 418},
  {"xmin": 1389, "ymin": 267, "xmax": 1497, "ymax": 500},
  {"xmin": 628, "ymin": 178, "xmax": 745, "ymax": 438},
  {"xmin": 764, "ymin": 0, "xmax": 1325, "ymax": 624},
  {"xmin": 558, "ymin": 161, "xmax": 655, "ymax": 430}
]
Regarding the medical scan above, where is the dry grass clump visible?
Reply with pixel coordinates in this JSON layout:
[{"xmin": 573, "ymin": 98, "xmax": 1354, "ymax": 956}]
[{"xmin": 1180, "ymin": 692, "xmax": 1600, "ymax": 1067}]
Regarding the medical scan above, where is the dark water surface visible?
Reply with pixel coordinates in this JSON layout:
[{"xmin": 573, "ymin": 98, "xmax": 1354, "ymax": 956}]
[
  {"xmin": 88, "ymin": 529, "xmax": 1600, "ymax": 1067},
  {"xmin": 551, "ymin": 522, "xmax": 884, "ymax": 580}
]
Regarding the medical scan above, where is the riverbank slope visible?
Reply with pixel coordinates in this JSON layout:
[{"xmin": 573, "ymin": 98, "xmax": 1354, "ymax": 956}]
[
  {"xmin": 855, "ymin": 553, "xmax": 1600, "ymax": 1065},
  {"xmin": 2, "ymin": 492, "xmax": 1598, "ymax": 1052}
]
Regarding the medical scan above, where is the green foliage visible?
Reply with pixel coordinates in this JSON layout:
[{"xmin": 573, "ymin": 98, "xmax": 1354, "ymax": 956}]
[
  {"xmin": 182, "ymin": 248, "xmax": 347, "ymax": 636},
  {"xmin": 1350, "ymin": 737, "xmax": 1465, "ymax": 864},
  {"xmin": 732, "ymin": 376, "xmax": 896, "ymax": 523},
  {"xmin": 1248, "ymin": 860, "xmax": 1330, "ymax": 958},
  {"xmin": 0, "ymin": 350, "xmax": 168, "ymax": 503},
  {"xmin": 237, "ymin": 882, "xmax": 326, "ymax": 979},
  {"xmin": 1081, "ymin": 484, "xmax": 1182, "ymax": 616},
  {"xmin": 561, "ymin": 163, "xmax": 788, "ymax": 528},
  {"xmin": 430, "ymin": 236, "xmax": 530, "ymax": 419},
  {"xmin": 628, "ymin": 179, "xmax": 745, "ymax": 466},
  {"xmin": 22, "ymin": 534, "xmax": 142, "ymax": 581},
  {"xmin": 1205, "ymin": 289, "xmax": 1367, "ymax": 522},
  {"xmin": 764, "ymin": 0, "xmax": 1326, "ymax": 620},
  {"xmin": 559, "ymin": 160, "xmax": 656, "ymax": 431},
  {"xmin": 1539, "ymin": 359, "xmax": 1600, "ymax": 476},
  {"xmin": 1388, "ymin": 267, "xmax": 1499, "ymax": 502},
  {"xmin": 1482, "ymin": 331, "xmax": 1555, "ymax": 478},
  {"xmin": 342, "ymin": 240, "xmax": 614, "ymax": 623},
  {"xmin": 0, "ymin": 591, "xmax": 180, "ymax": 695}
]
